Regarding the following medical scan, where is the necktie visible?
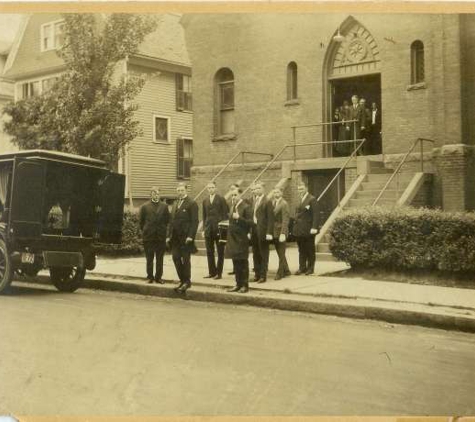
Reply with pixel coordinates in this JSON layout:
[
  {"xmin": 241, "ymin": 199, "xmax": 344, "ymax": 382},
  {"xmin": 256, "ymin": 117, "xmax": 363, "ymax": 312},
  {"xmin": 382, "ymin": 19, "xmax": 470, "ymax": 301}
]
[{"xmin": 178, "ymin": 199, "xmax": 183, "ymax": 209}]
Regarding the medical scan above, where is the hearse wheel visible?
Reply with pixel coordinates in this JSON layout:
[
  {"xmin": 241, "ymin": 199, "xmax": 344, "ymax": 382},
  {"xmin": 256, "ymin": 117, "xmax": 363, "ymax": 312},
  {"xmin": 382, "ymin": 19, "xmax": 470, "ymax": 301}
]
[
  {"xmin": 0, "ymin": 239, "xmax": 13, "ymax": 294},
  {"xmin": 50, "ymin": 266, "xmax": 86, "ymax": 293}
]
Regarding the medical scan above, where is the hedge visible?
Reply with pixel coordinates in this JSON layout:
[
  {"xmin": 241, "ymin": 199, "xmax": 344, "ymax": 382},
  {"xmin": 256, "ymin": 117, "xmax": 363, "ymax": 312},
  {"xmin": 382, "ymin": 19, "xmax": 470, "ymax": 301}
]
[
  {"xmin": 96, "ymin": 208, "xmax": 143, "ymax": 256},
  {"xmin": 329, "ymin": 206, "xmax": 475, "ymax": 273}
]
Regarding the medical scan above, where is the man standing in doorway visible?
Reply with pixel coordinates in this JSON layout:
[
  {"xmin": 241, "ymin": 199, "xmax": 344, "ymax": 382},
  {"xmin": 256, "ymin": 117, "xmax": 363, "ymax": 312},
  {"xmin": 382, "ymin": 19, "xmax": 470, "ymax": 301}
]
[
  {"xmin": 370, "ymin": 102, "xmax": 382, "ymax": 154},
  {"xmin": 250, "ymin": 182, "xmax": 274, "ymax": 283},
  {"xmin": 349, "ymin": 94, "xmax": 362, "ymax": 149},
  {"xmin": 167, "ymin": 183, "xmax": 199, "ymax": 293},
  {"xmin": 294, "ymin": 182, "xmax": 320, "ymax": 275},
  {"xmin": 139, "ymin": 186, "xmax": 170, "ymax": 284},
  {"xmin": 202, "ymin": 181, "xmax": 228, "ymax": 280}
]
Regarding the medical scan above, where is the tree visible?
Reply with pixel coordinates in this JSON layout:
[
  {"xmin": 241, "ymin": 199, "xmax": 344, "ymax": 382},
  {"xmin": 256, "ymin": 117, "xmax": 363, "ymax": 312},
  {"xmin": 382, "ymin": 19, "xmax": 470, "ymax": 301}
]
[{"xmin": 3, "ymin": 14, "xmax": 156, "ymax": 168}]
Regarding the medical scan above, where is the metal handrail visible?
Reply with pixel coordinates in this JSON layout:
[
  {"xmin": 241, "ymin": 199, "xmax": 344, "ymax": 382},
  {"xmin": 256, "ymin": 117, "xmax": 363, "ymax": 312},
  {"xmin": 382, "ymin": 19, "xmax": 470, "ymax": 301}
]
[
  {"xmin": 193, "ymin": 150, "xmax": 273, "ymax": 201},
  {"xmin": 372, "ymin": 137, "xmax": 436, "ymax": 206},
  {"xmin": 241, "ymin": 138, "xmax": 365, "ymax": 197},
  {"xmin": 317, "ymin": 138, "xmax": 366, "ymax": 203}
]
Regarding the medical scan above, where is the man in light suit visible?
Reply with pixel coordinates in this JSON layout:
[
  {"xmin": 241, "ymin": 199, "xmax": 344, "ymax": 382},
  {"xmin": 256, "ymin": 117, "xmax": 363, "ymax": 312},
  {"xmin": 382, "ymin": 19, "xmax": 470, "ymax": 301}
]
[
  {"xmin": 293, "ymin": 182, "xmax": 320, "ymax": 275},
  {"xmin": 167, "ymin": 183, "xmax": 199, "ymax": 293},
  {"xmin": 250, "ymin": 182, "xmax": 274, "ymax": 283},
  {"xmin": 202, "ymin": 181, "xmax": 229, "ymax": 279},
  {"xmin": 271, "ymin": 187, "xmax": 291, "ymax": 280},
  {"xmin": 349, "ymin": 94, "xmax": 362, "ymax": 148}
]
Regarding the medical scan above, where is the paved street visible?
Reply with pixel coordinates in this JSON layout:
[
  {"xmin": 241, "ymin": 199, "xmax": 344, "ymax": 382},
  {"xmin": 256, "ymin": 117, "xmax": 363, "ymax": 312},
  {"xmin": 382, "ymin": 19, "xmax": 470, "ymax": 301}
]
[{"xmin": 1, "ymin": 285, "xmax": 475, "ymax": 415}]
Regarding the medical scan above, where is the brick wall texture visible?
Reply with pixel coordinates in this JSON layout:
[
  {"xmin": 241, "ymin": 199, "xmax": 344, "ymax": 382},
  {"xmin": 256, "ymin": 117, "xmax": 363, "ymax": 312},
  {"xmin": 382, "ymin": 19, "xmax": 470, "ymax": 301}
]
[{"xmin": 183, "ymin": 13, "xmax": 474, "ymax": 211}]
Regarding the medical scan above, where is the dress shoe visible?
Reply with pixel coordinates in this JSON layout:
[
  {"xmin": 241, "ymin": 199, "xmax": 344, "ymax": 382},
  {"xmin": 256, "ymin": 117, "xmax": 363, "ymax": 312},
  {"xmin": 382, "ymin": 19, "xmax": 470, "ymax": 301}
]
[
  {"xmin": 174, "ymin": 281, "xmax": 185, "ymax": 292},
  {"xmin": 294, "ymin": 269, "xmax": 306, "ymax": 275},
  {"xmin": 204, "ymin": 274, "xmax": 216, "ymax": 279},
  {"xmin": 253, "ymin": 276, "xmax": 260, "ymax": 282},
  {"xmin": 147, "ymin": 278, "xmax": 154, "ymax": 284},
  {"xmin": 180, "ymin": 281, "xmax": 191, "ymax": 292},
  {"xmin": 238, "ymin": 286, "xmax": 249, "ymax": 293},
  {"xmin": 305, "ymin": 269, "xmax": 315, "ymax": 275},
  {"xmin": 213, "ymin": 274, "xmax": 222, "ymax": 280},
  {"xmin": 227, "ymin": 286, "xmax": 240, "ymax": 292},
  {"xmin": 257, "ymin": 277, "xmax": 267, "ymax": 284},
  {"xmin": 274, "ymin": 274, "xmax": 282, "ymax": 281},
  {"xmin": 155, "ymin": 279, "xmax": 165, "ymax": 284},
  {"xmin": 228, "ymin": 271, "xmax": 235, "ymax": 275}
]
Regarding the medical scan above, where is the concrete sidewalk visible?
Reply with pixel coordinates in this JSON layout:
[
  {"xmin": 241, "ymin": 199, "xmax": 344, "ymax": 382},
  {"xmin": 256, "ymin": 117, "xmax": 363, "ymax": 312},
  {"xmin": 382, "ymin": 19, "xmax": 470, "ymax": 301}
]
[{"xmin": 18, "ymin": 247, "xmax": 475, "ymax": 332}]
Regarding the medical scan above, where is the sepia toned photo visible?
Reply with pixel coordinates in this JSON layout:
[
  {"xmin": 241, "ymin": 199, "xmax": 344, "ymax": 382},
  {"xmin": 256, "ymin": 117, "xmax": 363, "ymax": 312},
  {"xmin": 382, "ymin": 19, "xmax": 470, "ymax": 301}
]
[{"xmin": 0, "ymin": 3, "xmax": 474, "ymax": 418}]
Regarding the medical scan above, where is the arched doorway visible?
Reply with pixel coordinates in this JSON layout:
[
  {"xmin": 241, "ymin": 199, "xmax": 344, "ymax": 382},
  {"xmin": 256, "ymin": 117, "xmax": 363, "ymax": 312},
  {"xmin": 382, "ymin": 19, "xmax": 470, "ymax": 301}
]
[{"xmin": 323, "ymin": 17, "xmax": 382, "ymax": 157}]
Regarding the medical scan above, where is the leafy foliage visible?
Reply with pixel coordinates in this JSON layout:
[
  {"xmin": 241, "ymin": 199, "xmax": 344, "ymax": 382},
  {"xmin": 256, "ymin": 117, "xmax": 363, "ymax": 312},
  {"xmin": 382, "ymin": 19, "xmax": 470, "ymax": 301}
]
[
  {"xmin": 329, "ymin": 207, "xmax": 475, "ymax": 273},
  {"xmin": 96, "ymin": 208, "xmax": 143, "ymax": 256},
  {"xmin": 3, "ymin": 14, "xmax": 156, "ymax": 168}
]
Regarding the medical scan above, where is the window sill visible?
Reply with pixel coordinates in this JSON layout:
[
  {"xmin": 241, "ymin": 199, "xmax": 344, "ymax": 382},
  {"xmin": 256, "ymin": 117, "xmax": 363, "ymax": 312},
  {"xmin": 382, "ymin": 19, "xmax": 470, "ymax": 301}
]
[
  {"xmin": 213, "ymin": 134, "xmax": 237, "ymax": 142},
  {"xmin": 407, "ymin": 82, "xmax": 427, "ymax": 91},
  {"xmin": 176, "ymin": 108, "xmax": 193, "ymax": 114},
  {"xmin": 284, "ymin": 99, "xmax": 300, "ymax": 107},
  {"xmin": 152, "ymin": 140, "xmax": 171, "ymax": 145}
]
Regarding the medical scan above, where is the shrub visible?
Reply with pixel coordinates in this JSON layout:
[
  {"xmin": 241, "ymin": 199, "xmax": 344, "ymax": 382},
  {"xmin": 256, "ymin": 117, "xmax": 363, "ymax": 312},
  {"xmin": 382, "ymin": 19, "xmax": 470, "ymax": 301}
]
[
  {"xmin": 329, "ymin": 206, "xmax": 475, "ymax": 273},
  {"xmin": 96, "ymin": 208, "xmax": 143, "ymax": 256}
]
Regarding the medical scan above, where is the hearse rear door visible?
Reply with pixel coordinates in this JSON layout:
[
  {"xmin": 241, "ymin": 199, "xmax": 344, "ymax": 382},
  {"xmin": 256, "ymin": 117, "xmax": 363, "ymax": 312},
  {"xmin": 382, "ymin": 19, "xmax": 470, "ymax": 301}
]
[
  {"xmin": 96, "ymin": 172, "xmax": 125, "ymax": 244},
  {"xmin": 9, "ymin": 158, "xmax": 46, "ymax": 240}
]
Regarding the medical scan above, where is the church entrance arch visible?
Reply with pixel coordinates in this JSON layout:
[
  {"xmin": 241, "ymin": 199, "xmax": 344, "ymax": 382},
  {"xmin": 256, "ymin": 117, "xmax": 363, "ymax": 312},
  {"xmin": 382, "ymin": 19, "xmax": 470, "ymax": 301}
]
[{"xmin": 323, "ymin": 17, "xmax": 382, "ymax": 157}]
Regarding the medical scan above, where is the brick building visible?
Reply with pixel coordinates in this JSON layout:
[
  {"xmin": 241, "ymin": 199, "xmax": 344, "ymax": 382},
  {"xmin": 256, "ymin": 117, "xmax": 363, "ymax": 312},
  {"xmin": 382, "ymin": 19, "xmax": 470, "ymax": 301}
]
[
  {"xmin": 2, "ymin": 13, "xmax": 193, "ymax": 206},
  {"xmin": 182, "ymin": 13, "xmax": 475, "ymax": 225}
]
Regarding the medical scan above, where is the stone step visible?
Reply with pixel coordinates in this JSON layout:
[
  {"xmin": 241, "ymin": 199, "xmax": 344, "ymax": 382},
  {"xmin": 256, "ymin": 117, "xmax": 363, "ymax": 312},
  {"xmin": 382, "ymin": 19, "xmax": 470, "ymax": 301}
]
[
  {"xmin": 360, "ymin": 181, "xmax": 410, "ymax": 192},
  {"xmin": 355, "ymin": 189, "xmax": 399, "ymax": 200},
  {"xmin": 316, "ymin": 252, "xmax": 338, "ymax": 262},
  {"xmin": 317, "ymin": 242, "xmax": 330, "ymax": 253},
  {"xmin": 368, "ymin": 167, "xmax": 393, "ymax": 174},
  {"xmin": 347, "ymin": 198, "xmax": 396, "ymax": 208},
  {"xmin": 365, "ymin": 172, "xmax": 414, "ymax": 184}
]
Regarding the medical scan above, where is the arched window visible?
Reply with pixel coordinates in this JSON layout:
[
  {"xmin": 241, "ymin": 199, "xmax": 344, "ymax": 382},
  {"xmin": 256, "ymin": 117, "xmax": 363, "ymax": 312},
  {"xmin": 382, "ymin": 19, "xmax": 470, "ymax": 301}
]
[
  {"xmin": 215, "ymin": 68, "xmax": 235, "ymax": 136},
  {"xmin": 287, "ymin": 62, "xmax": 298, "ymax": 100},
  {"xmin": 411, "ymin": 40, "xmax": 425, "ymax": 84}
]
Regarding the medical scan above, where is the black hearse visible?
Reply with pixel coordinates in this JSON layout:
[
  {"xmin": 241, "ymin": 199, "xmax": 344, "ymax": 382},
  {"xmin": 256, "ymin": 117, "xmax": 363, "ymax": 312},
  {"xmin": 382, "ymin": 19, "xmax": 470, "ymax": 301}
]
[{"xmin": 0, "ymin": 150, "xmax": 125, "ymax": 293}]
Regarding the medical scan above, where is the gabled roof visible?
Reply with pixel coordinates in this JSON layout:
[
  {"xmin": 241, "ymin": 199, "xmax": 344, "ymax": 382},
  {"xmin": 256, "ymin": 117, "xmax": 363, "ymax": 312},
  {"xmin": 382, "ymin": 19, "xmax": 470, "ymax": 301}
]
[{"xmin": 4, "ymin": 13, "xmax": 190, "ymax": 80}]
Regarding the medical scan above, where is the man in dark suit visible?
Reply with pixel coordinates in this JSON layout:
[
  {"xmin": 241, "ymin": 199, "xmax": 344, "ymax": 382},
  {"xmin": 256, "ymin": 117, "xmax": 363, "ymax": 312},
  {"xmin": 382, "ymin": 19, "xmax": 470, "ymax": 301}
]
[
  {"xmin": 293, "ymin": 182, "xmax": 320, "ymax": 275},
  {"xmin": 349, "ymin": 94, "xmax": 362, "ymax": 150},
  {"xmin": 202, "ymin": 181, "xmax": 229, "ymax": 279},
  {"xmin": 167, "ymin": 183, "xmax": 199, "ymax": 293},
  {"xmin": 271, "ymin": 187, "xmax": 291, "ymax": 280},
  {"xmin": 359, "ymin": 97, "xmax": 372, "ymax": 155},
  {"xmin": 250, "ymin": 182, "xmax": 274, "ymax": 283},
  {"xmin": 139, "ymin": 186, "xmax": 170, "ymax": 284},
  {"xmin": 224, "ymin": 188, "xmax": 253, "ymax": 293},
  {"xmin": 369, "ymin": 102, "xmax": 382, "ymax": 154}
]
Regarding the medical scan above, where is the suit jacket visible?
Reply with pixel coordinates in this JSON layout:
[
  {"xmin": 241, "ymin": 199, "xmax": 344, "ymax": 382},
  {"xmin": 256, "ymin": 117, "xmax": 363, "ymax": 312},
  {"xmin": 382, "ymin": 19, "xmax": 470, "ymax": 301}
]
[
  {"xmin": 348, "ymin": 104, "xmax": 362, "ymax": 139},
  {"xmin": 139, "ymin": 200, "xmax": 170, "ymax": 242},
  {"xmin": 168, "ymin": 196, "xmax": 199, "ymax": 246},
  {"xmin": 272, "ymin": 198, "xmax": 290, "ymax": 238},
  {"xmin": 225, "ymin": 200, "xmax": 252, "ymax": 260},
  {"xmin": 293, "ymin": 193, "xmax": 320, "ymax": 238},
  {"xmin": 370, "ymin": 108, "xmax": 382, "ymax": 133},
  {"xmin": 202, "ymin": 194, "xmax": 228, "ymax": 237},
  {"xmin": 251, "ymin": 195, "xmax": 274, "ymax": 240}
]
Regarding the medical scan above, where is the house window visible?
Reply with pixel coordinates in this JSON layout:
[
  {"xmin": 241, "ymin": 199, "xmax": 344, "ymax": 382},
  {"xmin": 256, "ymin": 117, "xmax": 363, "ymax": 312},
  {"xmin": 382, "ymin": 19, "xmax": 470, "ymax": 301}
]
[
  {"xmin": 287, "ymin": 62, "xmax": 298, "ymax": 100},
  {"xmin": 176, "ymin": 74, "xmax": 192, "ymax": 111},
  {"xmin": 21, "ymin": 81, "xmax": 40, "ymax": 99},
  {"xmin": 215, "ymin": 68, "xmax": 235, "ymax": 136},
  {"xmin": 154, "ymin": 116, "xmax": 170, "ymax": 143},
  {"xmin": 177, "ymin": 138, "xmax": 193, "ymax": 179},
  {"xmin": 41, "ymin": 20, "xmax": 65, "ymax": 52},
  {"xmin": 411, "ymin": 40, "xmax": 425, "ymax": 84}
]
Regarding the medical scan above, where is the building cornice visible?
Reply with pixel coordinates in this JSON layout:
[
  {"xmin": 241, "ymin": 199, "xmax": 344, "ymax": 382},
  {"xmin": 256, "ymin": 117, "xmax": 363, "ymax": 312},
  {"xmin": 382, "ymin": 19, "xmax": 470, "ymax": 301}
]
[{"xmin": 129, "ymin": 54, "xmax": 191, "ymax": 75}]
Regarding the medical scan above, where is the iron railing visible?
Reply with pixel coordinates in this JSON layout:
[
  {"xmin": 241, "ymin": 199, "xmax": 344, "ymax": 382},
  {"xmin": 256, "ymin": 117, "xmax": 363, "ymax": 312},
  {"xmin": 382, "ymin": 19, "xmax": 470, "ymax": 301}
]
[
  {"xmin": 372, "ymin": 137, "xmax": 436, "ymax": 206},
  {"xmin": 193, "ymin": 150, "xmax": 273, "ymax": 201}
]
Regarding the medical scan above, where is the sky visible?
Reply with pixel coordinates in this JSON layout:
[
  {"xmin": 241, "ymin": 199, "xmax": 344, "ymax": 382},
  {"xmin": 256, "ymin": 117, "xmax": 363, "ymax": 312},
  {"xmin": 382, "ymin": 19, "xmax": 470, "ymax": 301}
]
[{"xmin": 0, "ymin": 14, "xmax": 23, "ymax": 46}]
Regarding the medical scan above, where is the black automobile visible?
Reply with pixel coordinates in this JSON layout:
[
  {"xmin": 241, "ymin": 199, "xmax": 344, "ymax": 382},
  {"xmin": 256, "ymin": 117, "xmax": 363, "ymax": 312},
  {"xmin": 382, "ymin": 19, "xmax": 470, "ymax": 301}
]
[{"xmin": 0, "ymin": 150, "xmax": 125, "ymax": 293}]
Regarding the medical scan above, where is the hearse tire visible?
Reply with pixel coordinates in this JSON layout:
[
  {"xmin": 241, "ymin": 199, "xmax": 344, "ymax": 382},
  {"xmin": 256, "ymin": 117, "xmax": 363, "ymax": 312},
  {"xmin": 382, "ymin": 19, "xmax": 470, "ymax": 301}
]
[
  {"xmin": 50, "ymin": 266, "xmax": 86, "ymax": 293},
  {"xmin": 0, "ymin": 239, "xmax": 13, "ymax": 294}
]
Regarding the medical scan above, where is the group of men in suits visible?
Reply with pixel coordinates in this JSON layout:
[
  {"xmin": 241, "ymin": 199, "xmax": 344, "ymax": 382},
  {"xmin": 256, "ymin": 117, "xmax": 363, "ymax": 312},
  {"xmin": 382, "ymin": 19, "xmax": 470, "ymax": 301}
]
[
  {"xmin": 138, "ymin": 180, "xmax": 321, "ymax": 295},
  {"xmin": 334, "ymin": 94, "xmax": 382, "ymax": 156}
]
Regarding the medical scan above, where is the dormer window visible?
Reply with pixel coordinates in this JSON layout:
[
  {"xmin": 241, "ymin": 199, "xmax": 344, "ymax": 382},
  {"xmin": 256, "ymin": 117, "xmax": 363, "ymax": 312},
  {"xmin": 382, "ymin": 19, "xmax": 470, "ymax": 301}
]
[{"xmin": 41, "ymin": 20, "xmax": 65, "ymax": 52}]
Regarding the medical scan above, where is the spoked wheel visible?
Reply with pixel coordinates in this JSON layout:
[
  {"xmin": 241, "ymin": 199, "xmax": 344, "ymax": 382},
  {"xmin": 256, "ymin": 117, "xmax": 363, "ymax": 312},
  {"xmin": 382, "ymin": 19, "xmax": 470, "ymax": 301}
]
[
  {"xmin": 50, "ymin": 266, "xmax": 86, "ymax": 292},
  {"xmin": 0, "ymin": 239, "xmax": 13, "ymax": 294}
]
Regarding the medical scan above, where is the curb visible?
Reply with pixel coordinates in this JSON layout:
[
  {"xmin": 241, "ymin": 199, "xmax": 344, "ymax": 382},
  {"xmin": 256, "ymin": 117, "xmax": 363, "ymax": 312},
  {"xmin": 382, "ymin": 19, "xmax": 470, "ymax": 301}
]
[{"xmin": 17, "ymin": 275, "xmax": 475, "ymax": 333}]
